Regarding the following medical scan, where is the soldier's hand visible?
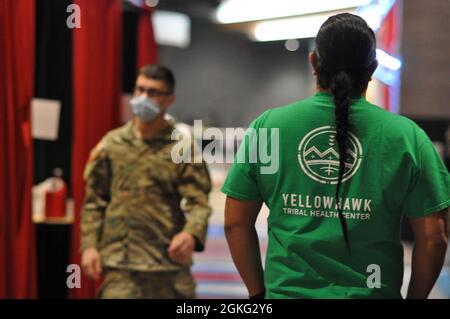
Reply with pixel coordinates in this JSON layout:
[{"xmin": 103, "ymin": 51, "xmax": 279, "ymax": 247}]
[
  {"xmin": 81, "ymin": 247, "xmax": 102, "ymax": 280},
  {"xmin": 168, "ymin": 231, "xmax": 195, "ymax": 265}
]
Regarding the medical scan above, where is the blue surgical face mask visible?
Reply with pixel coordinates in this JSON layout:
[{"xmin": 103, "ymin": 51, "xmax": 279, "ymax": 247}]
[{"xmin": 129, "ymin": 94, "xmax": 161, "ymax": 122}]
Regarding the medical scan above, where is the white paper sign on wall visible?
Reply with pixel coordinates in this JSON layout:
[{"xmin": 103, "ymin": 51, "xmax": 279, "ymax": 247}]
[{"xmin": 31, "ymin": 98, "xmax": 61, "ymax": 141}]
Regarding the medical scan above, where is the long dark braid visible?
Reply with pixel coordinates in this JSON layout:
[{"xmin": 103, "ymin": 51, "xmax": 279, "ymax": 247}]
[
  {"xmin": 314, "ymin": 13, "xmax": 378, "ymax": 254},
  {"xmin": 331, "ymin": 71, "xmax": 352, "ymax": 254}
]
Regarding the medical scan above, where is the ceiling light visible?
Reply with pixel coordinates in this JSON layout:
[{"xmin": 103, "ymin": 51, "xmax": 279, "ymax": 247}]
[
  {"xmin": 253, "ymin": 11, "xmax": 353, "ymax": 41},
  {"xmin": 216, "ymin": 0, "xmax": 371, "ymax": 24},
  {"xmin": 285, "ymin": 39, "xmax": 300, "ymax": 51},
  {"xmin": 153, "ymin": 11, "xmax": 191, "ymax": 48}
]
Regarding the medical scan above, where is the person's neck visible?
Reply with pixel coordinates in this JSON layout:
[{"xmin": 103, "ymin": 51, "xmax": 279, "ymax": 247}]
[
  {"xmin": 315, "ymin": 86, "xmax": 367, "ymax": 98},
  {"xmin": 133, "ymin": 114, "xmax": 169, "ymax": 140}
]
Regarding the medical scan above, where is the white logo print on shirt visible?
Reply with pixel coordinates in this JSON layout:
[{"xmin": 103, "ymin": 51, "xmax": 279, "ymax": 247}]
[{"xmin": 298, "ymin": 126, "xmax": 363, "ymax": 184}]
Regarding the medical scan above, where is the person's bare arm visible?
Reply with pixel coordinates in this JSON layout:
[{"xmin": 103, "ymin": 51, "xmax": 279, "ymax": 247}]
[
  {"xmin": 407, "ymin": 210, "xmax": 448, "ymax": 299},
  {"xmin": 224, "ymin": 196, "xmax": 265, "ymax": 298}
]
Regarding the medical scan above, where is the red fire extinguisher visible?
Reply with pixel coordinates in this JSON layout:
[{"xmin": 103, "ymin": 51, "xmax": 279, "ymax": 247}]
[{"xmin": 44, "ymin": 168, "xmax": 67, "ymax": 218}]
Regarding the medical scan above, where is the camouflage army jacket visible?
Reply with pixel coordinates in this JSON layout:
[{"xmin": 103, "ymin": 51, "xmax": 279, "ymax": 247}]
[{"xmin": 81, "ymin": 120, "xmax": 212, "ymax": 272}]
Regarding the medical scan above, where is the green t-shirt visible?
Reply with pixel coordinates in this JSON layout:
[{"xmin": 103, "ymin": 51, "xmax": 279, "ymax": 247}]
[{"xmin": 221, "ymin": 92, "xmax": 450, "ymax": 299}]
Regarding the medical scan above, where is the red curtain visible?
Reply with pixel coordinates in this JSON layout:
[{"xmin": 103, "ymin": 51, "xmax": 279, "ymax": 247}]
[
  {"xmin": 70, "ymin": 0, "xmax": 122, "ymax": 298},
  {"xmin": 378, "ymin": 2, "xmax": 401, "ymax": 112},
  {"xmin": 0, "ymin": 0, "xmax": 37, "ymax": 298},
  {"xmin": 137, "ymin": 6, "xmax": 158, "ymax": 69}
]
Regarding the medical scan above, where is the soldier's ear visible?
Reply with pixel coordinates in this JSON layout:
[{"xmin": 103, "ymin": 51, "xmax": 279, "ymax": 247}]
[
  {"xmin": 309, "ymin": 52, "xmax": 318, "ymax": 75},
  {"xmin": 165, "ymin": 95, "xmax": 175, "ymax": 108}
]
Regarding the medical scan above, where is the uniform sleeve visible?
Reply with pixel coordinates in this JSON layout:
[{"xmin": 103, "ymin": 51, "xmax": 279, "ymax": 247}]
[
  {"xmin": 80, "ymin": 141, "xmax": 111, "ymax": 251},
  {"xmin": 403, "ymin": 136, "xmax": 450, "ymax": 218},
  {"xmin": 177, "ymin": 160, "xmax": 212, "ymax": 252},
  {"xmin": 221, "ymin": 118, "xmax": 263, "ymax": 201}
]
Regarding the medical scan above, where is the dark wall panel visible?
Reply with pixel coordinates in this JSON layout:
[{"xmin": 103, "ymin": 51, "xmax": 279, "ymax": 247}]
[
  {"xmin": 34, "ymin": 0, "xmax": 73, "ymax": 187},
  {"xmin": 401, "ymin": 0, "xmax": 450, "ymax": 118}
]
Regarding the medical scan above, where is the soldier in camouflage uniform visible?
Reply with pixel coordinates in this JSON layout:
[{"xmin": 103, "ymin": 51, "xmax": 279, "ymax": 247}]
[{"xmin": 80, "ymin": 65, "xmax": 212, "ymax": 298}]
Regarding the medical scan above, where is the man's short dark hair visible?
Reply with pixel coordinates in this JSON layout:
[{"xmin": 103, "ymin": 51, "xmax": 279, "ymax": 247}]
[{"xmin": 138, "ymin": 64, "xmax": 175, "ymax": 94}]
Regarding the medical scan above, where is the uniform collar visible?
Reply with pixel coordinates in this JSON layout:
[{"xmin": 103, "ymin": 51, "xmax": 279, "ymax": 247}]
[{"xmin": 121, "ymin": 115, "xmax": 176, "ymax": 143}]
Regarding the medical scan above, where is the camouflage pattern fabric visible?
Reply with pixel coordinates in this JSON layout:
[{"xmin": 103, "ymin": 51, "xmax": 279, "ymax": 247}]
[
  {"xmin": 99, "ymin": 267, "xmax": 196, "ymax": 299},
  {"xmin": 81, "ymin": 119, "xmax": 212, "ymax": 273}
]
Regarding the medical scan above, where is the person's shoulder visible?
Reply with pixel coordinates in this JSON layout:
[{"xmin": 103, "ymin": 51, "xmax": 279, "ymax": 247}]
[
  {"xmin": 249, "ymin": 96, "xmax": 315, "ymax": 127},
  {"xmin": 363, "ymin": 101, "xmax": 428, "ymax": 144},
  {"xmin": 172, "ymin": 121, "xmax": 204, "ymax": 164},
  {"xmin": 368, "ymin": 102, "xmax": 422, "ymax": 130},
  {"xmin": 173, "ymin": 121, "xmax": 192, "ymax": 140},
  {"xmin": 269, "ymin": 96, "xmax": 315, "ymax": 116},
  {"xmin": 89, "ymin": 122, "xmax": 132, "ymax": 158},
  {"xmin": 100, "ymin": 122, "xmax": 133, "ymax": 146}
]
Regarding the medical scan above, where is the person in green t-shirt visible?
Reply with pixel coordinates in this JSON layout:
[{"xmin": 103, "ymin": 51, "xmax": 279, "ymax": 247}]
[{"xmin": 221, "ymin": 13, "xmax": 449, "ymax": 299}]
